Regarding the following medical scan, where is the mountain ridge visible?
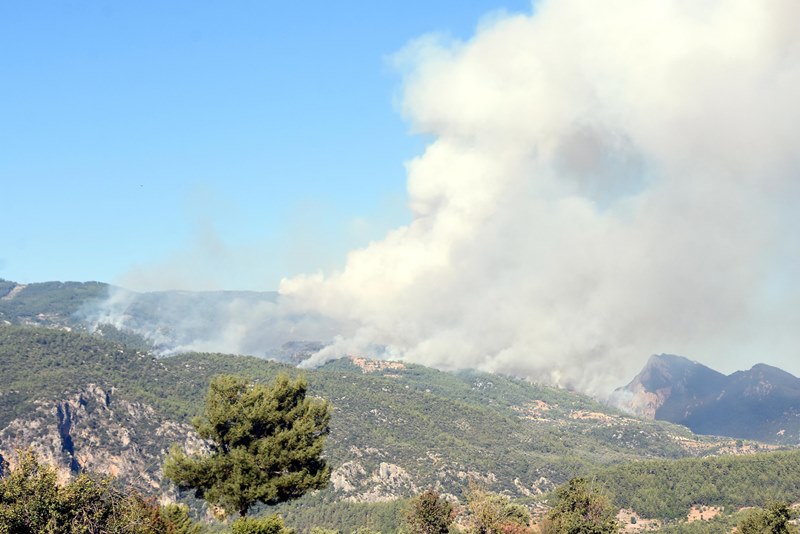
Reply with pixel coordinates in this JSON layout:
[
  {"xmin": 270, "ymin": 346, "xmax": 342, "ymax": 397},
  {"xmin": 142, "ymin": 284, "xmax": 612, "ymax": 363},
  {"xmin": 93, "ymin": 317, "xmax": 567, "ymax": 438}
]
[{"xmin": 614, "ymin": 353, "xmax": 800, "ymax": 444}]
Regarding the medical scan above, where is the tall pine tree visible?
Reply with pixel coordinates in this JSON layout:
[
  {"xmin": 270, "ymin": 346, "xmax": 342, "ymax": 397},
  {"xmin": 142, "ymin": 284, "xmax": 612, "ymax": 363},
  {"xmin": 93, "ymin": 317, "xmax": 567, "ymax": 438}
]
[{"xmin": 164, "ymin": 374, "xmax": 331, "ymax": 517}]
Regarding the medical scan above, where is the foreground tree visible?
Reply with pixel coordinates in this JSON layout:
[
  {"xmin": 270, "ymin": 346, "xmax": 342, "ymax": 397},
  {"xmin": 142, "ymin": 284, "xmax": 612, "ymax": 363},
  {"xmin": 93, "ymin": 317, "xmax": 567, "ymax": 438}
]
[
  {"xmin": 0, "ymin": 450, "xmax": 193, "ymax": 533},
  {"xmin": 404, "ymin": 489, "xmax": 455, "ymax": 534},
  {"xmin": 738, "ymin": 501, "xmax": 797, "ymax": 534},
  {"xmin": 541, "ymin": 477, "xmax": 619, "ymax": 534},
  {"xmin": 165, "ymin": 374, "xmax": 331, "ymax": 517},
  {"xmin": 466, "ymin": 483, "xmax": 531, "ymax": 534}
]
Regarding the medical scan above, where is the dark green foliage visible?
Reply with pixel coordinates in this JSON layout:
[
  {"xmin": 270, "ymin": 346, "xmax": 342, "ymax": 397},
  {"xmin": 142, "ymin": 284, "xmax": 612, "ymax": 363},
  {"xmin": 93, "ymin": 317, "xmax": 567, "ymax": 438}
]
[
  {"xmin": 541, "ymin": 477, "xmax": 619, "ymax": 533},
  {"xmin": 593, "ymin": 451, "xmax": 800, "ymax": 520},
  {"xmin": 0, "ymin": 449, "xmax": 197, "ymax": 533},
  {"xmin": 165, "ymin": 374, "xmax": 331, "ymax": 517},
  {"xmin": 403, "ymin": 489, "xmax": 454, "ymax": 534},
  {"xmin": 0, "ymin": 450, "xmax": 60, "ymax": 532},
  {"xmin": 161, "ymin": 503, "xmax": 204, "ymax": 534},
  {"xmin": 737, "ymin": 502, "xmax": 797, "ymax": 534},
  {"xmin": 656, "ymin": 514, "xmax": 738, "ymax": 534},
  {"xmin": 231, "ymin": 514, "xmax": 295, "ymax": 534}
]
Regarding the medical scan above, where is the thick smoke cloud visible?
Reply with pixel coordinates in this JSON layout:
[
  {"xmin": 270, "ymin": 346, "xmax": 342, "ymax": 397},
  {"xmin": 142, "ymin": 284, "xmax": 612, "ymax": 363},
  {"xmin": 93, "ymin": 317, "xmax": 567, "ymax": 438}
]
[{"xmin": 278, "ymin": 0, "xmax": 800, "ymax": 393}]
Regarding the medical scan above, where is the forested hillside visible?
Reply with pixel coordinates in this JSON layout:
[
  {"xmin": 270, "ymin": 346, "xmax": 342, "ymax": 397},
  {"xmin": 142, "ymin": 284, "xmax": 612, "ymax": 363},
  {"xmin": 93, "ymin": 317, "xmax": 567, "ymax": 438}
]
[
  {"xmin": 2, "ymin": 323, "xmax": 799, "ymax": 531},
  {"xmin": 594, "ymin": 450, "xmax": 800, "ymax": 520},
  {"xmin": 0, "ymin": 325, "xmax": 743, "ymax": 480},
  {"xmin": 0, "ymin": 280, "xmax": 107, "ymax": 327}
]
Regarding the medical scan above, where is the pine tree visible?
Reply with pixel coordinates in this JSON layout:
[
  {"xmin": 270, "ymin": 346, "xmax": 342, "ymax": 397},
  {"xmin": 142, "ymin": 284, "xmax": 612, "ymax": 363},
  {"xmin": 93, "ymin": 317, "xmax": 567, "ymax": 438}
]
[
  {"xmin": 541, "ymin": 477, "xmax": 619, "ymax": 534},
  {"xmin": 164, "ymin": 374, "xmax": 331, "ymax": 517},
  {"xmin": 404, "ymin": 489, "xmax": 454, "ymax": 534}
]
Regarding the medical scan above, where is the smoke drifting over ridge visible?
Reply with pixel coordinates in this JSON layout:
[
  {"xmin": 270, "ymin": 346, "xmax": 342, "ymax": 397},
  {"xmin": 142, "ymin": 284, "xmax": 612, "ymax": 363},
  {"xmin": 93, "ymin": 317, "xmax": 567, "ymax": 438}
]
[
  {"xmin": 276, "ymin": 0, "xmax": 800, "ymax": 393},
  {"xmin": 89, "ymin": 0, "xmax": 800, "ymax": 395}
]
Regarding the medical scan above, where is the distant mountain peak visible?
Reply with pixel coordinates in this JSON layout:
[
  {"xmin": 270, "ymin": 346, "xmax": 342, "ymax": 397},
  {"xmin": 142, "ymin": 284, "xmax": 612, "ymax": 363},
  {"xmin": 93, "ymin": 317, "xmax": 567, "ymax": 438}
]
[
  {"xmin": 747, "ymin": 363, "xmax": 798, "ymax": 380},
  {"xmin": 612, "ymin": 355, "xmax": 800, "ymax": 443}
]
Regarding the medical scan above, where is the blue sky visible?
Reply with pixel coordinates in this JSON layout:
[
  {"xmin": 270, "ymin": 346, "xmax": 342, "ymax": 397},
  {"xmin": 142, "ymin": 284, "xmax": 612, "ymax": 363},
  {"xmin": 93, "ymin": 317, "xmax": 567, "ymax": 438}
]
[{"xmin": 0, "ymin": 1, "xmax": 531, "ymax": 289}]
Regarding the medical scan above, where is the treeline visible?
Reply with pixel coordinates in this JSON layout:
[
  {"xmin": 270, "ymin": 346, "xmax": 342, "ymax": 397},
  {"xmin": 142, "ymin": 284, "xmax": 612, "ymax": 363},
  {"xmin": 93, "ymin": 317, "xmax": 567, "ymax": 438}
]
[
  {"xmin": 594, "ymin": 449, "xmax": 800, "ymax": 519},
  {"xmin": 275, "ymin": 498, "xmax": 407, "ymax": 533}
]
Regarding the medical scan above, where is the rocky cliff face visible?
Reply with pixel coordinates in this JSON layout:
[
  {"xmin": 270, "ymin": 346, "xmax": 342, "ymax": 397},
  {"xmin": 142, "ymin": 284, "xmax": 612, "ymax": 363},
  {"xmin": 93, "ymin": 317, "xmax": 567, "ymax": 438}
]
[
  {"xmin": 0, "ymin": 384, "xmax": 203, "ymax": 493},
  {"xmin": 613, "ymin": 354, "xmax": 800, "ymax": 444}
]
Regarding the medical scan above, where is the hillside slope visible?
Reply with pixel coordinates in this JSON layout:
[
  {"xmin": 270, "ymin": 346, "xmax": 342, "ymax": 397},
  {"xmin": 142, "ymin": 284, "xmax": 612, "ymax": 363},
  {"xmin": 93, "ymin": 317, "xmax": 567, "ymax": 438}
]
[
  {"xmin": 0, "ymin": 278, "xmax": 281, "ymax": 356},
  {"xmin": 0, "ymin": 325, "xmax": 749, "ymax": 504},
  {"xmin": 0, "ymin": 280, "xmax": 107, "ymax": 328}
]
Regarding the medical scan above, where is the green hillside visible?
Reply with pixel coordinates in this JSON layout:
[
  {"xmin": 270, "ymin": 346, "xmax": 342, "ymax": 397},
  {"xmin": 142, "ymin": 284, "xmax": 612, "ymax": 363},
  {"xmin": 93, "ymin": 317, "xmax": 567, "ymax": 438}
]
[
  {"xmin": 0, "ymin": 326, "xmax": 741, "ymax": 477},
  {"xmin": 593, "ymin": 449, "xmax": 800, "ymax": 520},
  {"xmin": 0, "ymin": 280, "xmax": 108, "ymax": 327},
  {"xmin": 2, "ymin": 323, "xmax": 798, "ymax": 531}
]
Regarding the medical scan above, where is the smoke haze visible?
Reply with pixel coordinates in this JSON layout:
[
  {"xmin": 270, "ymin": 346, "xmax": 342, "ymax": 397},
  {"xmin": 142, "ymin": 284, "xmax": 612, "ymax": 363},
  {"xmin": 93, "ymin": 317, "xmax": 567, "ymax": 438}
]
[
  {"xmin": 86, "ymin": 286, "xmax": 341, "ymax": 357},
  {"xmin": 279, "ymin": 0, "xmax": 800, "ymax": 393},
  {"xmin": 94, "ymin": 0, "xmax": 800, "ymax": 395}
]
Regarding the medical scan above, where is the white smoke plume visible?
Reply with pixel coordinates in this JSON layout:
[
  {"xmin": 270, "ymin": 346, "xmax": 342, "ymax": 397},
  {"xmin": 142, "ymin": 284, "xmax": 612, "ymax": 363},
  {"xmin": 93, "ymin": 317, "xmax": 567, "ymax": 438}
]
[
  {"xmin": 277, "ymin": 0, "xmax": 800, "ymax": 394},
  {"xmin": 85, "ymin": 286, "xmax": 340, "ymax": 357}
]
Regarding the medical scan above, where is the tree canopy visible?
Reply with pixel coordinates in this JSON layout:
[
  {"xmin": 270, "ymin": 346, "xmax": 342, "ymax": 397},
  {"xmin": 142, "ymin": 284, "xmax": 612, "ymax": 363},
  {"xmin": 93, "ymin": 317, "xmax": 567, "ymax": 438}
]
[
  {"xmin": 738, "ymin": 502, "xmax": 797, "ymax": 534},
  {"xmin": 0, "ymin": 450, "xmax": 196, "ymax": 533},
  {"xmin": 403, "ymin": 489, "xmax": 454, "ymax": 534},
  {"xmin": 164, "ymin": 374, "xmax": 331, "ymax": 517},
  {"xmin": 542, "ymin": 477, "xmax": 619, "ymax": 534},
  {"xmin": 466, "ymin": 483, "xmax": 531, "ymax": 534}
]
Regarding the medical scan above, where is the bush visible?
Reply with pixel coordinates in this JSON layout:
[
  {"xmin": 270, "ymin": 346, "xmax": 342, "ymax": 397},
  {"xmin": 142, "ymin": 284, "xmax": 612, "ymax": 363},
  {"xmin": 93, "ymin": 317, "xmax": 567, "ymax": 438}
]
[
  {"xmin": 541, "ymin": 477, "xmax": 619, "ymax": 534},
  {"xmin": 737, "ymin": 502, "xmax": 796, "ymax": 534},
  {"xmin": 404, "ymin": 489, "xmax": 454, "ymax": 534},
  {"xmin": 466, "ymin": 484, "xmax": 531, "ymax": 534},
  {"xmin": 0, "ymin": 449, "xmax": 199, "ymax": 534},
  {"xmin": 231, "ymin": 514, "xmax": 295, "ymax": 534}
]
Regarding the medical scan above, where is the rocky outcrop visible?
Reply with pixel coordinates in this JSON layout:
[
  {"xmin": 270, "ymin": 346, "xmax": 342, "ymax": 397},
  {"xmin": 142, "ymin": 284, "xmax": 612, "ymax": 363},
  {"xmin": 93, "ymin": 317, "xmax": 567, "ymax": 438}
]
[
  {"xmin": 333, "ymin": 460, "xmax": 417, "ymax": 503},
  {"xmin": 331, "ymin": 461, "xmax": 367, "ymax": 493},
  {"xmin": 328, "ymin": 446, "xmax": 513, "ymax": 504},
  {"xmin": 0, "ymin": 384, "xmax": 203, "ymax": 493}
]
